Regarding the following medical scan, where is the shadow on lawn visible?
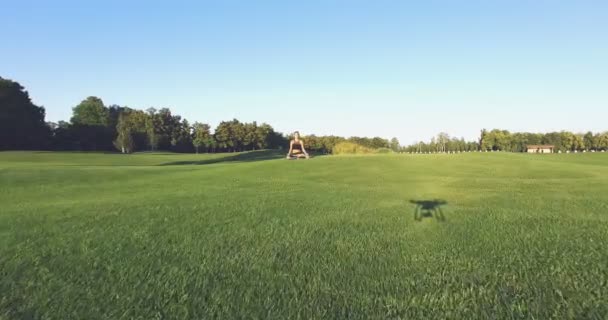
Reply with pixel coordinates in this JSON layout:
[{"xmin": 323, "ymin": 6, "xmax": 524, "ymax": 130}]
[
  {"xmin": 410, "ymin": 199, "xmax": 447, "ymax": 221},
  {"xmin": 159, "ymin": 150, "xmax": 286, "ymax": 166}
]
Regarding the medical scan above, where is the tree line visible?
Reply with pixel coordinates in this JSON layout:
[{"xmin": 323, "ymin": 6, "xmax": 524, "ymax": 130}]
[
  {"xmin": 1, "ymin": 76, "xmax": 399, "ymax": 153},
  {"xmin": 404, "ymin": 129, "xmax": 608, "ymax": 153},
  {"xmin": 42, "ymin": 96, "xmax": 287, "ymax": 153},
  {"xmin": 403, "ymin": 133, "xmax": 480, "ymax": 153},
  {"xmin": 3, "ymin": 76, "xmax": 606, "ymax": 154},
  {"xmin": 478, "ymin": 129, "xmax": 608, "ymax": 153}
]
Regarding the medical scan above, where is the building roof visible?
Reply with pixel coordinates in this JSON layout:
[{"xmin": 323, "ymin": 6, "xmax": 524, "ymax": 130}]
[{"xmin": 526, "ymin": 145, "xmax": 555, "ymax": 148}]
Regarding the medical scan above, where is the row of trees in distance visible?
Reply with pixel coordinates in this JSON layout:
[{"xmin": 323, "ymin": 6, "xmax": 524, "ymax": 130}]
[
  {"xmin": 1, "ymin": 76, "xmax": 397, "ymax": 153},
  {"xmin": 478, "ymin": 129, "xmax": 608, "ymax": 153},
  {"xmin": 404, "ymin": 129, "xmax": 608, "ymax": 153},
  {"xmin": 2, "ymin": 76, "xmax": 607, "ymax": 154}
]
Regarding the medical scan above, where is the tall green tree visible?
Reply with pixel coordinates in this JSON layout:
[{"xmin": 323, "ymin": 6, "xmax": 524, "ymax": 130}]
[
  {"xmin": 0, "ymin": 77, "xmax": 50, "ymax": 150},
  {"xmin": 597, "ymin": 132, "xmax": 608, "ymax": 150},
  {"xmin": 231, "ymin": 119, "xmax": 246, "ymax": 151},
  {"xmin": 170, "ymin": 119, "xmax": 193, "ymax": 152},
  {"xmin": 68, "ymin": 96, "xmax": 113, "ymax": 150},
  {"xmin": 573, "ymin": 134, "xmax": 585, "ymax": 151},
  {"xmin": 542, "ymin": 132, "xmax": 562, "ymax": 152},
  {"xmin": 390, "ymin": 137, "xmax": 400, "ymax": 152},
  {"xmin": 214, "ymin": 119, "xmax": 244, "ymax": 152},
  {"xmin": 106, "ymin": 104, "xmax": 126, "ymax": 148},
  {"xmin": 126, "ymin": 109, "xmax": 151, "ymax": 150},
  {"xmin": 371, "ymin": 137, "xmax": 390, "ymax": 149},
  {"xmin": 153, "ymin": 108, "xmax": 177, "ymax": 150},
  {"xmin": 145, "ymin": 108, "xmax": 159, "ymax": 151},
  {"xmin": 243, "ymin": 122, "xmax": 258, "ymax": 150},
  {"xmin": 493, "ymin": 130, "xmax": 512, "ymax": 151},
  {"xmin": 583, "ymin": 131, "xmax": 595, "ymax": 151},
  {"xmin": 192, "ymin": 122, "xmax": 212, "ymax": 153},
  {"xmin": 113, "ymin": 112, "xmax": 134, "ymax": 153},
  {"xmin": 255, "ymin": 123, "xmax": 273, "ymax": 150},
  {"xmin": 436, "ymin": 133, "xmax": 450, "ymax": 152},
  {"xmin": 479, "ymin": 129, "xmax": 488, "ymax": 151},
  {"xmin": 71, "ymin": 96, "xmax": 109, "ymax": 126},
  {"xmin": 560, "ymin": 131, "xmax": 575, "ymax": 152}
]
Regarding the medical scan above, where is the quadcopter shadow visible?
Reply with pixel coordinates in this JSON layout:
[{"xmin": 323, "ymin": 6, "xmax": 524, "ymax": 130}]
[{"xmin": 410, "ymin": 199, "xmax": 447, "ymax": 221}]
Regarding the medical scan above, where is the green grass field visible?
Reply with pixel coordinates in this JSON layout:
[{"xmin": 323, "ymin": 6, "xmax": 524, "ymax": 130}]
[{"xmin": 1, "ymin": 151, "xmax": 607, "ymax": 319}]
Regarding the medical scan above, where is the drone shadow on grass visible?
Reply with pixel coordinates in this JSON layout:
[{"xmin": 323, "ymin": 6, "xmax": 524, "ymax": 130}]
[
  {"xmin": 410, "ymin": 199, "xmax": 447, "ymax": 221},
  {"xmin": 159, "ymin": 150, "xmax": 286, "ymax": 166}
]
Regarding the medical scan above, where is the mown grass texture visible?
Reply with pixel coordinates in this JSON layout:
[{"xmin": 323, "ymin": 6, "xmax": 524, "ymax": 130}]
[{"xmin": 1, "ymin": 151, "xmax": 607, "ymax": 319}]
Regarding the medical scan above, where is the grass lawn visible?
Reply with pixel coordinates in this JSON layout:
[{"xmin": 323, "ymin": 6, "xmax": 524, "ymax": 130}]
[{"xmin": 1, "ymin": 151, "xmax": 607, "ymax": 319}]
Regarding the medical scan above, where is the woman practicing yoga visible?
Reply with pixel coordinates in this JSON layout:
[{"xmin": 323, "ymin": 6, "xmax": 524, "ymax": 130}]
[{"xmin": 286, "ymin": 131, "xmax": 310, "ymax": 159}]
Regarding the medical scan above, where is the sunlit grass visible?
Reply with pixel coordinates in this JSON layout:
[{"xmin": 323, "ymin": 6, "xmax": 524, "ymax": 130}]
[{"xmin": 1, "ymin": 151, "xmax": 607, "ymax": 319}]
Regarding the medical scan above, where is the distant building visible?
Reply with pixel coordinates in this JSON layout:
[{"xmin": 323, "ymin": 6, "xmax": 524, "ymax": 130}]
[{"xmin": 526, "ymin": 145, "xmax": 554, "ymax": 153}]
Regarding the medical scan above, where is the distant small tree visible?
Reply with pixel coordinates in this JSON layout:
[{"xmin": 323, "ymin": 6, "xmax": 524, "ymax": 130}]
[
  {"xmin": 479, "ymin": 129, "xmax": 488, "ymax": 151},
  {"xmin": 437, "ymin": 132, "xmax": 450, "ymax": 152},
  {"xmin": 192, "ymin": 122, "xmax": 212, "ymax": 153},
  {"xmin": 573, "ymin": 134, "xmax": 585, "ymax": 151},
  {"xmin": 583, "ymin": 131, "xmax": 595, "ymax": 151},
  {"xmin": 255, "ymin": 123, "xmax": 273, "ymax": 150},
  {"xmin": 560, "ymin": 131, "xmax": 575, "ymax": 152},
  {"xmin": 214, "ymin": 120, "xmax": 233, "ymax": 152},
  {"xmin": 597, "ymin": 132, "xmax": 608, "ymax": 151},
  {"xmin": 113, "ymin": 113, "xmax": 134, "ymax": 153},
  {"xmin": 390, "ymin": 137, "xmax": 400, "ymax": 152},
  {"xmin": 206, "ymin": 136, "xmax": 218, "ymax": 153},
  {"xmin": 243, "ymin": 122, "xmax": 257, "ymax": 150},
  {"xmin": 144, "ymin": 108, "xmax": 159, "ymax": 151}
]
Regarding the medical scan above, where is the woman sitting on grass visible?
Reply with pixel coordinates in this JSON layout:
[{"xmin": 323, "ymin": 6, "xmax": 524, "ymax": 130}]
[{"xmin": 286, "ymin": 131, "xmax": 310, "ymax": 159}]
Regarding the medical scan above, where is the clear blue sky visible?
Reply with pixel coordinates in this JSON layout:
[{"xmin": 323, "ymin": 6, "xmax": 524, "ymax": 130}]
[{"xmin": 3, "ymin": 0, "xmax": 607, "ymax": 143}]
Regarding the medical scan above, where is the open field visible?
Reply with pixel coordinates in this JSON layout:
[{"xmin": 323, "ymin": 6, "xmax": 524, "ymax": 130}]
[{"xmin": 1, "ymin": 151, "xmax": 607, "ymax": 319}]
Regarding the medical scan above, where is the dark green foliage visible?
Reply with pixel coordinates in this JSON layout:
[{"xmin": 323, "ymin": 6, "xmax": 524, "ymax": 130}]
[
  {"xmin": 212, "ymin": 119, "xmax": 285, "ymax": 152},
  {"xmin": 71, "ymin": 97, "xmax": 109, "ymax": 126},
  {"xmin": 0, "ymin": 77, "xmax": 50, "ymax": 150},
  {"xmin": 214, "ymin": 119, "xmax": 242, "ymax": 152},
  {"xmin": 407, "ymin": 130, "xmax": 608, "ymax": 153},
  {"xmin": 50, "ymin": 96, "xmax": 115, "ymax": 151},
  {"xmin": 192, "ymin": 122, "xmax": 212, "ymax": 153},
  {"xmin": 302, "ymin": 135, "xmax": 345, "ymax": 154}
]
